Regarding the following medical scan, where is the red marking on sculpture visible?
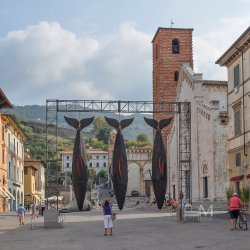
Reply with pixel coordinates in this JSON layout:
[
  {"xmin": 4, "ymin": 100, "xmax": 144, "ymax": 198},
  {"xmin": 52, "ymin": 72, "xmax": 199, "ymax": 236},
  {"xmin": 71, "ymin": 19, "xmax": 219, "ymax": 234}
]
[
  {"xmin": 158, "ymin": 157, "xmax": 164, "ymax": 176},
  {"xmin": 77, "ymin": 156, "xmax": 84, "ymax": 176},
  {"xmin": 118, "ymin": 159, "xmax": 123, "ymax": 177}
]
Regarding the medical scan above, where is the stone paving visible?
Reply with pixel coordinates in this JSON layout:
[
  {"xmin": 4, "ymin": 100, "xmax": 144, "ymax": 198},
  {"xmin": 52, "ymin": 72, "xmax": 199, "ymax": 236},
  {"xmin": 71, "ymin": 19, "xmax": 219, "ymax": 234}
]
[{"xmin": 0, "ymin": 207, "xmax": 249, "ymax": 250}]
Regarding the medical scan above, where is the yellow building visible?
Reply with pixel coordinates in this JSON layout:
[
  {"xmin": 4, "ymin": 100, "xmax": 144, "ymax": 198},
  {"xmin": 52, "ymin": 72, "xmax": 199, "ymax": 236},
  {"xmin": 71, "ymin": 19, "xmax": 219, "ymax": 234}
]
[
  {"xmin": 24, "ymin": 163, "xmax": 39, "ymax": 208},
  {"xmin": 0, "ymin": 89, "xmax": 13, "ymax": 212},
  {"xmin": 216, "ymin": 26, "xmax": 250, "ymax": 211}
]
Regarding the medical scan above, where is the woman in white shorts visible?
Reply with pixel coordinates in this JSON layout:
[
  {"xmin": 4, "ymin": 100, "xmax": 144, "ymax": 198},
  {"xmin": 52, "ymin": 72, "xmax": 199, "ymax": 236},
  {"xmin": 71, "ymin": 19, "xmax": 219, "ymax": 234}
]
[{"xmin": 102, "ymin": 200, "xmax": 113, "ymax": 236}]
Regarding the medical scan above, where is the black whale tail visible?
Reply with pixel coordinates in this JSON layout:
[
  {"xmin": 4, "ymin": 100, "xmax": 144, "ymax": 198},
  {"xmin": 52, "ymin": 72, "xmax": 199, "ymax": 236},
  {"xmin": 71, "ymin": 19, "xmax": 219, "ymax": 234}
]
[
  {"xmin": 104, "ymin": 117, "xmax": 134, "ymax": 130},
  {"xmin": 64, "ymin": 116, "xmax": 94, "ymax": 130},
  {"xmin": 144, "ymin": 117, "xmax": 172, "ymax": 130}
]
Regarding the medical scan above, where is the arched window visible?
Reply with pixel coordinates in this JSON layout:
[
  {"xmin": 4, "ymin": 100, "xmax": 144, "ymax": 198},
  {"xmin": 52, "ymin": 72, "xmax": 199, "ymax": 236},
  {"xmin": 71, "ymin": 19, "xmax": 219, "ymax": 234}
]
[
  {"xmin": 203, "ymin": 164, "xmax": 208, "ymax": 175},
  {"xmin": 172, "ymin": 39, "xmax": 180, "ymax": 54},
  {"xmin": 174, "ymin": 71, "xmax": 179, "ymax": 81}
]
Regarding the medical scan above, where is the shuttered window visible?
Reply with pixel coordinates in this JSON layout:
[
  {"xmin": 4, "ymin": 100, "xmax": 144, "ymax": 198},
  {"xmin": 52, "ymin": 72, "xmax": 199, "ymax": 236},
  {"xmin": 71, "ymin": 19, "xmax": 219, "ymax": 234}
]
[
  {"xmin": 235, "ymin": 153, "xmax": 241, "ymax": 167},
  {"xmin": 234, "ymin": 107, "xmax": 241, "ymax": 136},
  {"xmin": 234, "ymin": 64, "xmax": 240, "ymax": 88}
]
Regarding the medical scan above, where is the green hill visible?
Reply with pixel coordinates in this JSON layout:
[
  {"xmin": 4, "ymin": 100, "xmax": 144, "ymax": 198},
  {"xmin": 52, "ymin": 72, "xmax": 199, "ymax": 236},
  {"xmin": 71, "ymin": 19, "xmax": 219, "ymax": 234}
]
[{"xmin": 6, "ymin": 105, "xmax": 153, "ymax": 142}]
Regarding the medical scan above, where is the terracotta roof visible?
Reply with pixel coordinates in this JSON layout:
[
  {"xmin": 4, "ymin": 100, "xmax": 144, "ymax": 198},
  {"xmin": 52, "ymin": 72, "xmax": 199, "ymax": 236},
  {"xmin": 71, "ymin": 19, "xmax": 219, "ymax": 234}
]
[
  {"xmin": 0, "ymin": 88, "xmax": 13, "ymax": 108},
  {"xmin": 61, "ymin": 149, "xmax": 108, "ymax": 154},
  {"xmin": 87, "ymin": 149, "xmax": 108, "ymax": 154}
]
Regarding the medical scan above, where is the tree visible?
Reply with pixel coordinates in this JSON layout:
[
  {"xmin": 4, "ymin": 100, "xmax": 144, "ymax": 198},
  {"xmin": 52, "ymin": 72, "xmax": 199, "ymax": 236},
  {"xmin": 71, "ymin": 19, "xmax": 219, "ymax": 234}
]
[
  {"xmin": 92, "ymin": 117, "xmax": 112, "ymax": 144},
  {"xmin": 136, "ymin": 133, "xmax": 148, "ymax": 143},
  {"xmin": 88, "ymin": 169, "xmax": 96, "ymax": 178},
  {"xmin": 92, "ymin": 117, "xmax": 108, "ymax": 131},
  {"xmin": 96, "ymin": 127, "xmax": 112, "ymax": 144},
  {"xmin": 91, "ymin": 139, "xmax": 108, "ymax": 151},
  {"xmin": 97, "ymin": 169, "xmax": 108, "ymax": 178}
]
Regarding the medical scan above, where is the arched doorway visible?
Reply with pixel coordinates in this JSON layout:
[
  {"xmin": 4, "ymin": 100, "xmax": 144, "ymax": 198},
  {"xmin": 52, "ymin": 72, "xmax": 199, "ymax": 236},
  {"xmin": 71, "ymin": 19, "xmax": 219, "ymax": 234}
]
[
  {"xmin": 127, "ymin": 163, "xmax": 140, "ymax": 195},
  {"xmin": 202, "ymin": 164, "xmax": 208, "ymax": 198},
  {"xmin": 21, "ymin": 192, "xmax": 24, "ymax": 206}
]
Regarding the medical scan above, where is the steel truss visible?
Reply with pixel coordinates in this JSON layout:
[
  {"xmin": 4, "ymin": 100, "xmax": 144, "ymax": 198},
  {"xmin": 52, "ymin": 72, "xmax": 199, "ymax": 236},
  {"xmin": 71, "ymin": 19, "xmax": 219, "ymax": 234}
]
[{"xmin": 46, "ymin": 99, "xmax": 191, "ymax": 203}]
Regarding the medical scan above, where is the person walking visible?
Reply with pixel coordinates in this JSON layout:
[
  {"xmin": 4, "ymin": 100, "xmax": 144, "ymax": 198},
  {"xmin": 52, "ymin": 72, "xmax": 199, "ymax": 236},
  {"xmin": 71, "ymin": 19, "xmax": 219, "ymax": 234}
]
[
  {"xmin": 30, "ymin": 202, "xmax": 36, "ymax": 218},
  {"xmin": 102, "ymin": 200, "xmax": 113, "ymax": 236},
  {"xmin": 228, "ymin": 192, "xmax": 243, "ymax": 230},
  {"xmin": 40, "ymin": 202, "xmax": 46, "ymax": 216},
  {"xmin": 16, "ymin": 204, "xmax": 25, "ymax": 226}
]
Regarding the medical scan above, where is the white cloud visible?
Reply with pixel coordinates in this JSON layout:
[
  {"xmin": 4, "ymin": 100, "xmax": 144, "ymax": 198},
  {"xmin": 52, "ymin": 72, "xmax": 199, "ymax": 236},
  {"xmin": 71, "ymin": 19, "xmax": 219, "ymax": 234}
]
[
  {"xmin": 0, "ymin": 18, "xmax": 249, "ymax": 106},
  {"xmin": 193, "ymin": 16, "xmax": 250, "ymax": 80},
  {"xmin": 0, "ymin": 21, "xmax": 152, "ymax": 105}
]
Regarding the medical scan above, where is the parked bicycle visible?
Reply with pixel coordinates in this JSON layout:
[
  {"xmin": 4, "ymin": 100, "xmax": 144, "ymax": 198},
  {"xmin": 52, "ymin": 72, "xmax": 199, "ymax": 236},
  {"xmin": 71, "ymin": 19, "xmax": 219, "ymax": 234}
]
[{"xmin": 237, "ymin": 209, "xmax": 248, "ymax": 230}]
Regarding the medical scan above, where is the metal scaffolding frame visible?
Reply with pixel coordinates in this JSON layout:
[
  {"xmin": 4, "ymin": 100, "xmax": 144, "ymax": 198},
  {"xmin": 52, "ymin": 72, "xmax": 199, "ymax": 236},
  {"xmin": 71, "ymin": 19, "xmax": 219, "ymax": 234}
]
[
  {"xmin": 45, "ymin": 99, "xmax": 192, "ymax": 204},
  {"xmin": 178, "ymin": 102, "xmax": 192, "ymax": 204}
]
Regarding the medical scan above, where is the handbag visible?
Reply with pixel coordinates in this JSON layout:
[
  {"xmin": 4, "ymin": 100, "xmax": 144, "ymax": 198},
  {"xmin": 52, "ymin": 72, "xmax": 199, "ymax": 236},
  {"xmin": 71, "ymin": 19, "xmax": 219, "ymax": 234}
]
[{"xmin": 111, "ymin": 211, "xmax": 117, "ymax": 220}]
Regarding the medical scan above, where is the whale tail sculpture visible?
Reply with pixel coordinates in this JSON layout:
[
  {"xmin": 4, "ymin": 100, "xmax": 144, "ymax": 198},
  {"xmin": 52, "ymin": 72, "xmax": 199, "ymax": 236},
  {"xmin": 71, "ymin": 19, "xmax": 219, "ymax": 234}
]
[
  {"xmin": 144, "ymin": 117, "xmax": 172, "ymax": 209},
  {"xmin": 144, "ymin": 118, "xmax": 172, "ymax": 131},
  {"xmin": 105, "ymin": 116, "xmax": 134, "ymax": 210},
  {"xmin": 64, "ymin": 116, "xmax": 94, "ymax": 130},
  {"xmin": 104, "ymin": 117, "xmax": 134, "ymax": 131},
  {"xmin": 64, "ymin": 116, "xmax": 94, "ymax": 211}
]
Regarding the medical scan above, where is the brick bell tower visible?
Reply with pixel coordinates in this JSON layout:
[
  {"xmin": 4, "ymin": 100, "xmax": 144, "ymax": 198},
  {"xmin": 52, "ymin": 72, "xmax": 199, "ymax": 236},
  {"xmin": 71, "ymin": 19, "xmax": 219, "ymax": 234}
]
[{"xmin": 152, "ymin": 27, "xmax": 193, "ymax": 143}]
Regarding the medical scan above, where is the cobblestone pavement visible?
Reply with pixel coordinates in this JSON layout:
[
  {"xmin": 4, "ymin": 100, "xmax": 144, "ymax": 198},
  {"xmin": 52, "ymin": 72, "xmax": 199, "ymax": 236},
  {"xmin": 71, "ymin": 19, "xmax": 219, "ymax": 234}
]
[{"xmin": 0, "ymin": 207, "xmax": 249, "ymax": 250}]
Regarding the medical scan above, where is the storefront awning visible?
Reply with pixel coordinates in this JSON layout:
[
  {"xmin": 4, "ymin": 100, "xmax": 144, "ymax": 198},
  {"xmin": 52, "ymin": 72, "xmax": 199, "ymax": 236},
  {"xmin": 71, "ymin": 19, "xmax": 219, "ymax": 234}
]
[
  {"xmin": 0, "ymin": 187, "xmax": 15, "ymax": 200},
  {"xmin": 2, "ymin": 188, "xmax": 15, "ymax": 200},
  {"xmin": 230, "ymin": 175, "xmax": 244, "ymax": 181},
  {"xmin": 33, "ymin": 194, "xmax": 41, "ymax": 201},
  {"xmin": 247, "ymin": 174, "xmax": 250, "ymax": 179},
  {"xmin": 47, "ymin": 195, "xmax": 64, "ymax": 201}
]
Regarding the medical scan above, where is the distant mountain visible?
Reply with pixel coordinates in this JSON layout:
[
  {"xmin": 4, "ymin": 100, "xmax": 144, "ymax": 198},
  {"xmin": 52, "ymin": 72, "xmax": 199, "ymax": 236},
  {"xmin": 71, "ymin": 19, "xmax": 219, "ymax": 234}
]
[{"xmin": 6, "ymin": 105, "xmax": 153, "ymax": 142}]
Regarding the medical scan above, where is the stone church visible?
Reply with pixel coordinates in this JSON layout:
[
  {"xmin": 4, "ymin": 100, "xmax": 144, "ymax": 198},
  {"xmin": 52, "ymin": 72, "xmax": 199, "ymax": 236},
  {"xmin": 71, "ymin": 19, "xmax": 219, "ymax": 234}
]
[{"xmin": 152, "ymin": 28, "xmax": 229, "ymax": 202}]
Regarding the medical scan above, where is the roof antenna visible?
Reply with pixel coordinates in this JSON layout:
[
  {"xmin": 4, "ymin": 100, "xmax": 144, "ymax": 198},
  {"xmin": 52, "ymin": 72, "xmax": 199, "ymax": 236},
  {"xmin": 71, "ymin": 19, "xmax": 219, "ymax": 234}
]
[{"xmin": 171, "ymin": 18, "xmax": 174, "ymax": 28}]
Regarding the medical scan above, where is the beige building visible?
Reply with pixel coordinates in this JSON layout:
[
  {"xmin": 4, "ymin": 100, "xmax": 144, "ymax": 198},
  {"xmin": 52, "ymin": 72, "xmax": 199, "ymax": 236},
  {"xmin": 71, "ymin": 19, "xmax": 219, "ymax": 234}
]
[
  {"xmin": 24, "ymin": 151, "xmax": 46, "ymax": 207},
  {"xmin": 216, "ymin": 26, "xmax": 250, "ymax": 209},
  {"xmin": 61, "ymin": 148, "xmax": 109, "ymax": 175},
  {"xmin": 5, "ymin": 114, "xmax": 27, "ymax": 211},
  {"xmin": 167, "ymin": 63, "xmax": 229, "ymax": 202}
]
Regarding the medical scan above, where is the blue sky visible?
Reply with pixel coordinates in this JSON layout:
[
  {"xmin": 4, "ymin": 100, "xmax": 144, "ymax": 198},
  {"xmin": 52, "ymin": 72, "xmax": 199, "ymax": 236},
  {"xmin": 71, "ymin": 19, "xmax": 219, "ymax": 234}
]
[{"xmin": 0, "ymin": 0, "xmax": 249, "ymax": 105}]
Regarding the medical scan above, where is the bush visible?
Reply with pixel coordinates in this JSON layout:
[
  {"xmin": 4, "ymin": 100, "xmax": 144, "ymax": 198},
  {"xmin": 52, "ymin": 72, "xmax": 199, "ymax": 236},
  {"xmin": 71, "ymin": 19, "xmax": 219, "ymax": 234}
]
[
  {"xmin": 239, "ymin": 187, "xmax": 250, "ymax": 203},
  {"xmin": 226, "ymin": 187, "xmax": 234, "ymax": 201}
]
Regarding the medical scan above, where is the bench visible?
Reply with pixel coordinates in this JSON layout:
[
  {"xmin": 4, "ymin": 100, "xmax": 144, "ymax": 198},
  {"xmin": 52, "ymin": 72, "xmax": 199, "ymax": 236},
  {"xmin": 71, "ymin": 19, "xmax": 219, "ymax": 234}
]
[{"xmin": 184, "ymin": 210, "xmax": 200, "ymax": 222}]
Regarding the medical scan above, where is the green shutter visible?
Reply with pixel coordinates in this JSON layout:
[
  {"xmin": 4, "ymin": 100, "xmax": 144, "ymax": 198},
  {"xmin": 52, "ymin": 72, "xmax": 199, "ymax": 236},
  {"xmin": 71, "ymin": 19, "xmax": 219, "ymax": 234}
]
[{"xmin": 234, "ymin": 64, "xmax": 240, "ymax": 88}]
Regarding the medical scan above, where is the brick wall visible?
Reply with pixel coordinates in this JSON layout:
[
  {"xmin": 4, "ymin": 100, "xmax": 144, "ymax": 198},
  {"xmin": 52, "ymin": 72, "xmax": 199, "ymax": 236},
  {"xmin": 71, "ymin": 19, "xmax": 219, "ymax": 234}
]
[{"xmin": 152, "ymin": 28, "xmax": 193, "ymax": 142}]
